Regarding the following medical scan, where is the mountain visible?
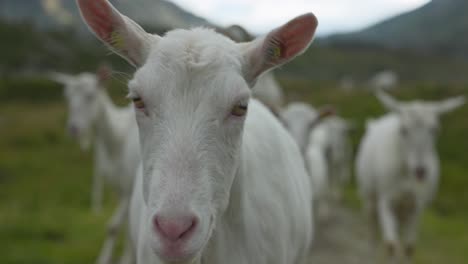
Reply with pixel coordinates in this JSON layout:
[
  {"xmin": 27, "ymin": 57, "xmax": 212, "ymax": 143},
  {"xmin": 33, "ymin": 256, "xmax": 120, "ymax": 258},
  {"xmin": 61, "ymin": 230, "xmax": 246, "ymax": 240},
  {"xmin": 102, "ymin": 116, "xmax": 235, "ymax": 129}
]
[
  {"xmin": 326, "ymin": 0, "xmax": 468, "ymax": 57},
  {"xmin": 0, "ymin": 0, "xmax": 211, "ymax": 32},
  {"xmin": 0, "ymin": 0, "xmax": 210, "ymax": 75}
]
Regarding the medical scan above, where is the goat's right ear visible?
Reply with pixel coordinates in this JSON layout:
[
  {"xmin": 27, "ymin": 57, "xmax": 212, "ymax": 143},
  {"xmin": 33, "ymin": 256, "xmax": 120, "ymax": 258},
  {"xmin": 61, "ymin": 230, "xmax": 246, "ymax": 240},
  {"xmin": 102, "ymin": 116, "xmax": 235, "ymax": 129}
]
[
  {"xmin": 49, "ymin": 72, "xmax": 72, "ymax": 84},
  {"xmin": 376, "ymin": 89, "xmax": 400, "ymax": 112},
  {"xmin": 434, "ymin": 95, "xmax": 466, "ymax": 115},
  {"xmin": 240, "ymin": 13, "xmax": 318, "ymax": 85},
  {"xmin": 76, "ymin": 0, "xmax": 157, "ymax": 67}
]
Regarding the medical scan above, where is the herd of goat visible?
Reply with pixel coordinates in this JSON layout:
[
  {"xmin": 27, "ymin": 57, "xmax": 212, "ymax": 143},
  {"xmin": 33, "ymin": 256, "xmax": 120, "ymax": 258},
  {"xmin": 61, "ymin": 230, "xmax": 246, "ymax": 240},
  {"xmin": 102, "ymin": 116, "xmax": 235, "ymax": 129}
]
[{"xmin": 44, "ymin": 1, "xmax": 465, "ymax": 264}]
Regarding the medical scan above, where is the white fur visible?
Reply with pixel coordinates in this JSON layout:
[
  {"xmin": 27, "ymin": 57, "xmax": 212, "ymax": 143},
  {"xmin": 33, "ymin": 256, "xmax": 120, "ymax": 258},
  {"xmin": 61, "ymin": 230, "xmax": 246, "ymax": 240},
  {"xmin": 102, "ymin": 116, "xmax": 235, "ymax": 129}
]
[
  {"xmin": 51, "ymin": 72, "xmax": 140, "ymax": 264},
  {"xmin": 369, "ymin": 70, "xmax": 399, "ymax": 90},
  {"xmin": 77, "ymin": 1, "xmax": 318, "ymax": 263},
  {"xmin": 130, "ymin": 100, "xmax": 313, "ymax": 264},
  {"xmin": 280, "ymin": 102, "xmax": 352, "ymax": 212},
  {"xmin": 280, "ymin": 102, "xmax": 318, "ymax": 152},
  {"xmin": 127, "ymin": 28, "xmax": 312, "ymax": 264},
  {"xmin": 216, "ymin": 24, "xmax": 285, "ymax": 115},
  {"xmin": 304, "ymin": 140, "xmax": 329, "ymax": 218},
  {"xmin": 355, "ymin": 90, "xmax": 465, "ymax": 262},
  {"xmin": 252, "ymin": 72, "xmax": 285, "ymax": 115},
  {"xmin": 280, "ymin": 102, "xmax": 331, "ymax": 218},
  {"xmin": 310, "ymin": 116, "xmax": 352, "ymax": 200}
]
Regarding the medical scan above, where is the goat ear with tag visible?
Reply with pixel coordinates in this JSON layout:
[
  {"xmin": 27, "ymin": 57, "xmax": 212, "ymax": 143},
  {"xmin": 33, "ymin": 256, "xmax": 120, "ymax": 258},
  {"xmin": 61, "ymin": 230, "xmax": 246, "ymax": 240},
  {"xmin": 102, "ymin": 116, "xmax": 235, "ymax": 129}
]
[{"xmin": 240, "ymin": 13, "xmax": 318, "ymax": 85}]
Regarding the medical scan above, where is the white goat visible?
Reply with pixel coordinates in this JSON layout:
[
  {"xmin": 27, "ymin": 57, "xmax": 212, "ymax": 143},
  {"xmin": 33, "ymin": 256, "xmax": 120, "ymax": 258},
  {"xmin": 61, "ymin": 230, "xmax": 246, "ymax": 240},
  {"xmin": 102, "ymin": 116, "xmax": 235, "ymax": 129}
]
[
  {"xmin": 280, "ymin": 103, "xmax": 318, "ymax": 152},
  {"xmin": 218, "ymin": 24, "xmax": 285, "ymax": 115},
  {"xmin": 369, "ymin": 70, "xmax": 399, "ymax": 91},
  {"xmin": 77, "ymin": 0, "xmax": 318, "ymax": 263},
  {"xmin": 280, "ymin": 102, "xmax": 334, "ymax": 218},
  {"xmin": 304, "ymin": 137, "xmax": 329, "ymax": 219},
  {"xmin": 356, "ymin": 90, "xmax": 465, "ymax": 263},
  {"xmin": 310, "ymin": 116, "xmax": 353, "ymax": 201},
  {"xmin": 50, "ymin": 68, "xmax": 140, "ymax": 264}
]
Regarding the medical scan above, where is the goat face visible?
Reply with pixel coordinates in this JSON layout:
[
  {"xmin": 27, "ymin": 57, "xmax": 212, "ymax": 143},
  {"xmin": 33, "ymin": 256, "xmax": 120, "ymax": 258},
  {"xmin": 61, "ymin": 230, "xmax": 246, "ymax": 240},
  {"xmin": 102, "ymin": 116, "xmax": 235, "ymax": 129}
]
[
  {"xmin": 377, "ymin": 90, "xmax": 465, "ymax": 182},
  {"xmin": 130, "ymin": 31, "xmax": 250, "ymax": 261},
  {"xmin": 77, "ymin": 0, "xmax": 317, "ymax": 261},
  {"xmin": 52, "ymin": 73, "xmax": 102, "ymax": 150},
  {"xmin": 397, "ymin": 104, "xmax": 440, "ymax": 181}
]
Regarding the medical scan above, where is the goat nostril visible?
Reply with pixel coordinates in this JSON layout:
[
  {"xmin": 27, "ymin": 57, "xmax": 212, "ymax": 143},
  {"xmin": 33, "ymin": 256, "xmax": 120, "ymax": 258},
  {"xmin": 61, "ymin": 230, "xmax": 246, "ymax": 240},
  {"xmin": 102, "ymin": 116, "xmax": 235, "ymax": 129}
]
[{"xmin": 153, "ymin": 215, "xmax": 198, "ymax": 242}]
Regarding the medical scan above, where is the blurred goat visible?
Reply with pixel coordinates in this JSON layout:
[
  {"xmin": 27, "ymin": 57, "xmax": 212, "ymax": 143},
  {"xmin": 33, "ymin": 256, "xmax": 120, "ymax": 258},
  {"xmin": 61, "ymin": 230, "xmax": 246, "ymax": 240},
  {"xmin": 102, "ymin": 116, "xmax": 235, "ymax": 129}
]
[
  {"xmin": 310, "ymin": 116, "xmax": 353, "ymax": 201},
  {"xmin": 280, "ymin": 102, "xmax": 336, "ymax": 219},
  {"xmin": 356, "ymin": 89, "xmax": 465, "ymax": 263},
  {"xmin": 50, "ymin": 65, "xmax": 139, "ymax": 264},
  {"xmin": 369, "ymin": 70, "xmax": 399, "ymax": 91}
]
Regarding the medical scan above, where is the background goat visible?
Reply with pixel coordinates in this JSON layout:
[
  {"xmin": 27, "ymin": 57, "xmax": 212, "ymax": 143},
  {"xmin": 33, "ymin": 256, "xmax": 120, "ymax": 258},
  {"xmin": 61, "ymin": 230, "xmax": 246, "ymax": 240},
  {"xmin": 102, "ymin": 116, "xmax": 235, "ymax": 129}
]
[{"xmin": 356, "ymin": 90, "xmax": 465, "ymax": 263}]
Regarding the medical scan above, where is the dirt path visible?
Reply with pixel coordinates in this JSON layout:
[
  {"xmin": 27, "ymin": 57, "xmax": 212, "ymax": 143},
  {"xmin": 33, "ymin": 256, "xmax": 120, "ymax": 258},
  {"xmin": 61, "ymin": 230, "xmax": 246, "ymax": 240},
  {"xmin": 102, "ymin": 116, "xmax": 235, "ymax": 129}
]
[{"xmin": 307, "ymin": 206, "xmax": 374, "ymax": 264}]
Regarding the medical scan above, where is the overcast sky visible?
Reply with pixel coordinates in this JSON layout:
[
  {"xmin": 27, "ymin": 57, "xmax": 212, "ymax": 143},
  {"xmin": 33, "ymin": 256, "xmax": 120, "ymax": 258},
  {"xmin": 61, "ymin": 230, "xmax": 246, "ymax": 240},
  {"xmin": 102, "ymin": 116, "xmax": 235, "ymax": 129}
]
[{"xmin": 169, "ymin": 0, "xmax": 430, "ymax": 36}]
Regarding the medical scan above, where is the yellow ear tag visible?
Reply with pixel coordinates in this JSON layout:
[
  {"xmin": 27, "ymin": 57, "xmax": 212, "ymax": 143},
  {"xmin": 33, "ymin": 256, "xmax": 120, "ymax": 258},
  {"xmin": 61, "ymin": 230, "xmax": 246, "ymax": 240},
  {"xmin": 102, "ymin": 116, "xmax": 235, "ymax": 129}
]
[
  {"xmin": 273, "ymin": 45, "xmax": 282, "ymax": 59},
  {"xmin": 111, "ymin": 30, "xmax": 125, "ymax": 50}
]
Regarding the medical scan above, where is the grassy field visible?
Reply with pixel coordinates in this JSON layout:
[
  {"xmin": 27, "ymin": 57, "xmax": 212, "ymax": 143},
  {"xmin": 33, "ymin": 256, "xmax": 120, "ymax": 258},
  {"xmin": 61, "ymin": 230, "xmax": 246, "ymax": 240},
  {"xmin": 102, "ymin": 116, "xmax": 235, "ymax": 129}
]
[{"xmin": 0, "ymin": 79, "xmax": 467, "ymax": 263}]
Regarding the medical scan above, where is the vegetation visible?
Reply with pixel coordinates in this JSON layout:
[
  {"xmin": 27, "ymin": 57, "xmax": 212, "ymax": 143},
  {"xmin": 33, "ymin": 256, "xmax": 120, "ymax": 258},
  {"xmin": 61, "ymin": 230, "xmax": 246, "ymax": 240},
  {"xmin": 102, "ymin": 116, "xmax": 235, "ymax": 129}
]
[
  {"xmin": 0, "ymin": 78, "xmax": 467, "ymax": 263},
  {"xmin": 281, "ymin": 43, "xmax": 468, "ymax": 85}
]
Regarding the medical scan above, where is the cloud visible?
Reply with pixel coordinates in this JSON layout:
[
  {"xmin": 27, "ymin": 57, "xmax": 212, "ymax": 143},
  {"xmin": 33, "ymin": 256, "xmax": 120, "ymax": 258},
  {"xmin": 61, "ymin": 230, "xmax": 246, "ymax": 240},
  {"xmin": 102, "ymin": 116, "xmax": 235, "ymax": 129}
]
[{"xmin": 169, "ymin": 0, "xmax": 430, "ymax": 35}]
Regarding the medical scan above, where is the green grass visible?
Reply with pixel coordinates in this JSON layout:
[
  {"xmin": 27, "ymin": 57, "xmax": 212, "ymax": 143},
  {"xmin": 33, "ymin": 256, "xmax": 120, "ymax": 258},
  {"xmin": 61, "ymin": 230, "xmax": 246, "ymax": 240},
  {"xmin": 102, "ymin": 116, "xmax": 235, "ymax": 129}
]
[
  {"xmin": 0, "ymin": 81, "xmax": 467, "ymax": 263},
  {"xmin": 0, "ymin": 102, "xmax": 116, "ymax": 264},
  {"xmin": 416, "ymin": 212, "xmax": 468, "ymax": 263}
]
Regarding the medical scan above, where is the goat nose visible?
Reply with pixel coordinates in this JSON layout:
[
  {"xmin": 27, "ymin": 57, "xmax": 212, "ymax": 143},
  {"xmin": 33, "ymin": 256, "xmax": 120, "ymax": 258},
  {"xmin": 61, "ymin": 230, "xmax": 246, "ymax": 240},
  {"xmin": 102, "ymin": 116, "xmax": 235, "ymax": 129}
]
[
  {"xmin": 415, "ymin": 167, "xmax": 426, "ymax": 181},
  {"xmin": 153, "ymin": 214, "xmax": 197, "ymax": 242}
]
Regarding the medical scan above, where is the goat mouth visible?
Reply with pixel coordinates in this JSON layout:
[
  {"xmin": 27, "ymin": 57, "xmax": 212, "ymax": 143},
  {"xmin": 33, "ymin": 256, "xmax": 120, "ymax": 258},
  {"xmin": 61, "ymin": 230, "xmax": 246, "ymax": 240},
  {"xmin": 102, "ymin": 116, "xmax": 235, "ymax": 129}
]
[{"xmin": 158, "ymin": 246, "xmax": 198, "ymax": 263}]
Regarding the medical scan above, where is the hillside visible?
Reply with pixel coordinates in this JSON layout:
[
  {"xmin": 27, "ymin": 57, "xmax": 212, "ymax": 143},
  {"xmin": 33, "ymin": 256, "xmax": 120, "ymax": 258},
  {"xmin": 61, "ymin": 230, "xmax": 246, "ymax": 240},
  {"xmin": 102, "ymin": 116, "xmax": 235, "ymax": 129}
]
[
  {"xmin": 2, "ymin": 0, "xmax": 468, "ymax": 85},
  {"xmin": 0, "ymin": 0, "xmax": 210, "ymax": 32},
  {"xmin": 326, "ymin": 0, "xmax": 468, "ymax": 57},
  {"xmin": 0, "ymin": 0, "xmax": 211, "ymax": 75}
]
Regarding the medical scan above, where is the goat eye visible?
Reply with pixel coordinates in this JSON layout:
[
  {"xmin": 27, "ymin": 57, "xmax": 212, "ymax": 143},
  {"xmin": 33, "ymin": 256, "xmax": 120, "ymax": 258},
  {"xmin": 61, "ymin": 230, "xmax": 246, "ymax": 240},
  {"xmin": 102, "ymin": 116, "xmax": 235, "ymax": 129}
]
[
  {"xmin": 132, "ymin": 97, "xmax": 145, "ymax": 110},
  {"xmin": 231, "ymin": 102, "xmax": 248, "ymax": 117}
]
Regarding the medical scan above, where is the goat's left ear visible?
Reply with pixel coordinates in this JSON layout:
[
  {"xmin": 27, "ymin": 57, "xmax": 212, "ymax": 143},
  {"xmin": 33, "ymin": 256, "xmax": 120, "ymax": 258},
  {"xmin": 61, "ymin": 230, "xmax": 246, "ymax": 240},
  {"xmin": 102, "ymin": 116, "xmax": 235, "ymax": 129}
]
[
  {"xmin": 76, "ymin": 0, "xmax": 157, "ymax": 67},
  {"xmin": 241, "ymin": 13, "xmax": 318, "ymax": 85},
  {"xmin": 434, "ymin": 95, "xmax": 466, "ymax": 115}
]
